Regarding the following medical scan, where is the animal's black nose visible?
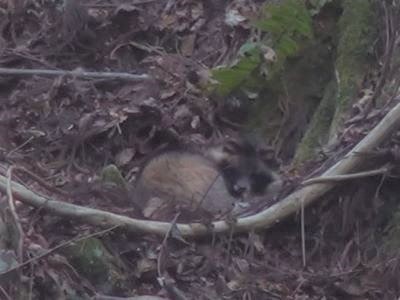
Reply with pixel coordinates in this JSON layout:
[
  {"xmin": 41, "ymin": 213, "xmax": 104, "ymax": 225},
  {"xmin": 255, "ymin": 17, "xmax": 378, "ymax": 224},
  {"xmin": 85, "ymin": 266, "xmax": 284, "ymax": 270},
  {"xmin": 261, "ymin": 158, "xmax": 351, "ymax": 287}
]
[{"xmin": 232, "ymin": 184, "xmax": 247, "ymax": 197}]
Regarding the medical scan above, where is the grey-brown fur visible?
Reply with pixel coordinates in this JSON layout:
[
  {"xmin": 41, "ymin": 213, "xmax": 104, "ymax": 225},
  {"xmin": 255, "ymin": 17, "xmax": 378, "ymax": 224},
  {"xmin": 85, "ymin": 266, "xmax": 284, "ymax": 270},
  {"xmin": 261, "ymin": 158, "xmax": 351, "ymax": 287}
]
[
  {"xmin": 132, "ymin": 151, "xmax": 237, "ymax": 219},
  {"xmin": 132, "ymin": 139, "xmax": 282, "ymax": 220}
]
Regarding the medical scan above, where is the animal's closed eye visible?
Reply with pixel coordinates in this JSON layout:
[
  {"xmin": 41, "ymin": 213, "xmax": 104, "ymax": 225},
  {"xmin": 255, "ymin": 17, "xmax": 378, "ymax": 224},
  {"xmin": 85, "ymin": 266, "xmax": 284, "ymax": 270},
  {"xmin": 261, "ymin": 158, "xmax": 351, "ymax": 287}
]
[{"xmin": 250, "ymin": 172, "xmax": 273, "ymax": 194}]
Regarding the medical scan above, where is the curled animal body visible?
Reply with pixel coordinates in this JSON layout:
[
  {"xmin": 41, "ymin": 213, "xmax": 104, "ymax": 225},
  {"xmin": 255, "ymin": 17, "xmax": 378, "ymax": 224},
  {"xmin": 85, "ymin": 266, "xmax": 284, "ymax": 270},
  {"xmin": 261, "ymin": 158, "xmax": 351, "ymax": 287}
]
[
  {"xmin": 132, "ymin": 139, "xmax": 282, "ymax": 221},
  {"xmin": 132, "ymin": 152, "xmax": 236, "ymax": 220}
]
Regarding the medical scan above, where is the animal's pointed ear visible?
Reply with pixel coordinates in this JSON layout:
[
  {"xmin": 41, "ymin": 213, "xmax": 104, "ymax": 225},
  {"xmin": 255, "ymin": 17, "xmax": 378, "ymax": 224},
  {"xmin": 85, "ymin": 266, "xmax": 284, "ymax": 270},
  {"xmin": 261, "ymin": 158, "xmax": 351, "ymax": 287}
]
[
  {"xmin": 258, "ymin": 146, "xmax": 281, "ymax": 168},
  {"xmin": 223, "ymin": 138, "xmax": 255, "ymax": 155},
  {"xmin": 223, "ymin": 139, "xmax": 242, "ymax": 154}
]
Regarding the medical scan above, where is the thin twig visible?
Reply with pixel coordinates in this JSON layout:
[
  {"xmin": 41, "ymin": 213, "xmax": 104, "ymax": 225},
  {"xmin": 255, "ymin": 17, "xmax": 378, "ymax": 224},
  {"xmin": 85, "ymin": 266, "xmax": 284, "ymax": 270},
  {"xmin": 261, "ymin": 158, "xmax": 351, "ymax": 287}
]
[
  {"xmin": 9, "ymin": 166, "xmax": 69, "ymax": 196},
  {"xmin": 28, "ymin": 261, "xmax": 34, "ymax": 300},
  {"xmin": 6, "ymin": 166, "xmax": 24, "ymax": 264},
  {"xmin": 0, "ymin": 67, "xmax": 150, "ymax": 81},
  {"xmin": 0, "ymin": 285, "xmax": 12, "ymax": 300},
  {"xmin": 0, "ymin": 225, "xmax": 119, "ymax": 276},
  {"xmin": 301, "ymin": 195, "xmax": 306, "ymax": 267},
  {"xmin": 86, "ymin": 0, "xmax": 157, "ymax": 7},
  {"xmin": 157, "ymin": 213, "xmax": 180, "ymax": 278},
  {"xmin": 302, "ymin": 165, "xmax": 391, "ymax": 186},
  {"xmin": 156, "ymin": 214, "xmax": 189, "ymax": 300},
  {"xmin": 6, "ymin": 136, "xmax": 34, "ymax": 158}
]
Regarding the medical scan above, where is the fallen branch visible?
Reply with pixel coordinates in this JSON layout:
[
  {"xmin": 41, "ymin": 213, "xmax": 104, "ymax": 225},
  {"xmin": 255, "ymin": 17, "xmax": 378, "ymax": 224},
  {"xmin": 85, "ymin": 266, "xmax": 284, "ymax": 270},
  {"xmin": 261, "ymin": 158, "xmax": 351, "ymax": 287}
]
[
  {"xmin": 1, "ymin": 102, "xmax": 400, "ymax": 237},
  {"xmin": 302, "ymin": 164, "xmax": 391, "ymax": 185},
  {"xmin": 0, "ymin": 67, "xmax": 150, "ymax": 81}
]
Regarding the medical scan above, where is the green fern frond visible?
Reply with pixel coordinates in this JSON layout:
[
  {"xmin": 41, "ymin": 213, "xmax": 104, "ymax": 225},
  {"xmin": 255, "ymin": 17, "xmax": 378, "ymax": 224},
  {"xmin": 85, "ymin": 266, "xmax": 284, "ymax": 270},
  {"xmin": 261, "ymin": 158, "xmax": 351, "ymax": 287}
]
[
  {"xmin": 210, "ymin": 0, "xmax": 314, "ymax": 97},
  {"xmin": 256, "ymin": 0, "xmax": 313, "ymax": 60}
]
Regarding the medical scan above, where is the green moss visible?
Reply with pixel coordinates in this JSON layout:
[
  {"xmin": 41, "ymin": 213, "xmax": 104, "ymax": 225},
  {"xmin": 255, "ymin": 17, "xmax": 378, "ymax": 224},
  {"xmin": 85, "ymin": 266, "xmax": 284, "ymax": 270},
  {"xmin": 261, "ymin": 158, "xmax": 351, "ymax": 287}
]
[
  {"xmin": 294, "ymin": 80, "xmax": 337, "ymax": 164},
  {"xmin": 101, "ymin": 164, "xmax": 127, "ymax": 188},
  {"xmin": 210, "ymin": 0, "xmax": 314, "ymax": 98},
  {"xmin": 330, "ymin": 0, "xmax": 377, "ymax": 139},
  {"xmin": 63, "ymin": 238, "xmax": 126, "ymax": 293},
  {"xmin": 383, "ymin": 207, "xmax": 400, "ymax": 255}
]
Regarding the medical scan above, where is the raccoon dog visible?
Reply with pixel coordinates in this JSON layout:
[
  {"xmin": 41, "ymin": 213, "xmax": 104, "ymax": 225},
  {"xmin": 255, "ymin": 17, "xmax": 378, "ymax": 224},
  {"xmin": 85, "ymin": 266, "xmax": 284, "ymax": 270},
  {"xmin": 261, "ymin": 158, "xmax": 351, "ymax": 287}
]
[{"xmin": 132, "ymin": 139, "xmax": 281, "ymax": 220}]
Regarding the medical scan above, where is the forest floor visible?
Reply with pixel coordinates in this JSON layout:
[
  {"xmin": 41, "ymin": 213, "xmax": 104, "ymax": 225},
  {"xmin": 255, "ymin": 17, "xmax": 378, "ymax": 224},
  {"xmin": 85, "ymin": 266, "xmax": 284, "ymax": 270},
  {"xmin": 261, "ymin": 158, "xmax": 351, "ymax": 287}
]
[{"xmin": 0, "ymin": 0, "xmax": 399, "ymax": 299}]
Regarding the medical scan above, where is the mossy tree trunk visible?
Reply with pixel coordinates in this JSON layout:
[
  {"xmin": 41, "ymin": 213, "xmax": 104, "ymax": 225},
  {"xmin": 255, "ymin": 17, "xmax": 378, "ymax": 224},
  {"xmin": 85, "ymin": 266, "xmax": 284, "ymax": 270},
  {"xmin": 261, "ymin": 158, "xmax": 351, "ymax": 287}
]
[{"xmin": 294, "ymin": 0, "xmax": 378, "ymax": 164}]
